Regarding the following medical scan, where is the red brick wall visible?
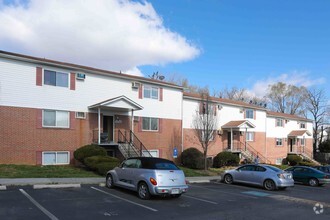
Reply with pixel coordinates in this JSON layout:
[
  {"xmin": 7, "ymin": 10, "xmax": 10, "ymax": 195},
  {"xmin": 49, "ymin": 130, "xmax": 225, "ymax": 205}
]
[
  {"xmin": 132, "ymin": 118, "xmax": 182, "ymax": 160},
  {"xmin": 0, "ymin": 106, "xmax": 93, "ymax": 165}
]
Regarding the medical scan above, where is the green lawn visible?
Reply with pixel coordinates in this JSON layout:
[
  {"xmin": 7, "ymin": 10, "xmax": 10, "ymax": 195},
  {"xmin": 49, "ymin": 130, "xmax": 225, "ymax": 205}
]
[
  {"xmin": 0, "ymin": 164, "xmax": 101, "ymax": 178},
  {"xmin": 179, "ymin": 166, "xmax": 234, "ymax": 177}
]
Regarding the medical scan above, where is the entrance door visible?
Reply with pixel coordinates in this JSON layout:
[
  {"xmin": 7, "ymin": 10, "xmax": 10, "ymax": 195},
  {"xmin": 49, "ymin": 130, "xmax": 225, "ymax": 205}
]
[
  {"xmin": 103, "ymin": 116, "xmax": 114, "ymax": 142},
  {"xmin": 227, "ymin": 132, "xmax": 231, "ymax": 149}
]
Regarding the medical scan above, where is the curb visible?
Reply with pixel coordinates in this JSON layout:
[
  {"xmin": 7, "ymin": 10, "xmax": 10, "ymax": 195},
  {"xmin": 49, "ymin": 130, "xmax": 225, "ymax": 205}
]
[
  {"xmin": 0, "ymin": 185, "xmax": 6, "ymax": 191},
  {"xmin": 33, "ymin": 184, "xmax": 81, "ymax": 189}
]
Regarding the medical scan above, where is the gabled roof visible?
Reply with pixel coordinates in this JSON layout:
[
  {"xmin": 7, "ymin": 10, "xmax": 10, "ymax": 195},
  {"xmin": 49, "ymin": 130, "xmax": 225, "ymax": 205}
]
[
  {"xmin": 0, "ymin": 50, "xmax": 183, "ymax": 89},
  {"xmin": 288, "ymin": 130, "xmax": 312, "ymax": 137},
  {"xmin": 89, "ymin": 95, "xmax": 143, "ymax": 111},
  {"xmin": 222, "ymin": 120, "xmax": 256, "ymax": 129},
  {"xmin": 266, "ymin": 111, "xmax": 311, "ymax": 122}
]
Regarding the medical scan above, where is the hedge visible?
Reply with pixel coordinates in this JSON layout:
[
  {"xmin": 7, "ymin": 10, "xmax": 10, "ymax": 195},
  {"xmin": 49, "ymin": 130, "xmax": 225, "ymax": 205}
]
[
  {"xmin": 74, "ymin": 144, "xmax": 107, "ymax": 163},
  {"xmin": 84, "ymin": 156, "xmax": 120, "ymax": 171},
  {"xmin": 181, "ymin": 147, "xmax": 204, "ymax": 169},
  {"xmin": 286, "ymin": 155, "xmax": 302, "ymax": 166},
  {"xmin": 213, "ymin": 152, "xmax": 239, "ymax": 168}
]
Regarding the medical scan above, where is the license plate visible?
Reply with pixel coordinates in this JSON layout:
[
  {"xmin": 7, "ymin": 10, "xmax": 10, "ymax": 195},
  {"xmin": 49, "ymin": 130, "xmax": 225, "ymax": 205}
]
[
  {"xmin": 287, "ymin": 175, "xmax": 292, "ymax": 179},
  {"xmin": 171, "ymin": 189, "xmax": 180, "ymax": 194}
]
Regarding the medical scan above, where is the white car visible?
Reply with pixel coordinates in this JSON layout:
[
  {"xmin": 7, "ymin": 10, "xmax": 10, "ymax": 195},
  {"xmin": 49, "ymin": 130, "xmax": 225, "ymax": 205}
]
[{"xmin": 106, "ymin": 157, "xmax": 188, "ymax": 199}]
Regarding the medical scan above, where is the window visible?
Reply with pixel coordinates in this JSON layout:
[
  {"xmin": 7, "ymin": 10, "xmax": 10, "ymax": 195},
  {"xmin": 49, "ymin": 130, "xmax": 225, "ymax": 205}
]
[
  {"xmin": 255, "ymin": 166, "xmax": 266, "ymax": 172},
  {"xmin": 275, "ymin": 158, "xmax": 283, "ymax": 165},
  {"xmin": 276, "ymin": 138, "xmax": 283, "ymax": 146},
  {"xmin": 238, "ymin": 165, "xmax": 255, "ymax": 171},
  {"xmin": 142, "ymin": 117, "xmax": 159, "ymax": 131},
  {"xmin": 122, "ymin": 159, "xmax": 139, "ymax": 168},
  {"xmin": 246, "ymin": 132, "xmax": 254, "ymax": 141},
  {"xmin": 42, "ymin": 152, "xmax": 69, "ymax": 165},
  {"xmin": 142, "ymin": 150, "xmax": 159, "ymax": 157},
  {"xmin": 43, "ymin": 110, "xmax": 69, "ymax": 128},
  {"xmin": 300, "ymin": 123, "xmax": 306, "ymax": 129},
  {"xmin": 245, "ymin": 109, "xmax": 254, "ymax": 119},
  {"xmin": 276, "ymin": 118, "xmax": 284, "ymax": 127},
  {"xmin": 300, "ymin": 138, "xmax": 305, "ymax": 146},
  {"xmin": 44, "ymin": 70, "xmax": 69, "ymax": 87},
  {"xmin": 143, "ymin": 85, "xmax": 159, "ymax": 99}
]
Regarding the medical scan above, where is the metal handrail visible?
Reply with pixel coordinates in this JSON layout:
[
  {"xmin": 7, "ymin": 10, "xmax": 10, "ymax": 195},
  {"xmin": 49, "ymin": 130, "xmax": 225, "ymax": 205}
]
[
  {"xmin": 117, "ymin": 130, "xmax": 153, "ymax": 157},
  {"xmin": 241, "ymin": 141, "xmax": 272, "ymax": 164}
]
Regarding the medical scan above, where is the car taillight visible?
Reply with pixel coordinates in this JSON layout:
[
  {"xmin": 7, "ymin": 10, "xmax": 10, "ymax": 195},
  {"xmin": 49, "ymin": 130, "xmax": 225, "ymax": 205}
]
[
  {"xmin": 150, "ymin": 178, "xmax": 157, "ymax": 185},
  {"xmin": 277, "ymin": 174, "xmax": 285, "ymax": 179},
  {"xmin": 325, "ymin": 175, "xmax": 330, "ymax": 179}
]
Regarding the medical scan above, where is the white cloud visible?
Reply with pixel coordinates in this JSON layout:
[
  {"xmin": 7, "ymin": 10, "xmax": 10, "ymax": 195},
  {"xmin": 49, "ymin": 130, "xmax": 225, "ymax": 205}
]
[
  {"xmin": 0, "ymin": 0, "xmax": 200, "ymax": 76},
  {"xmin": 249, "ymin": 71, "xmax": 326, "ymax": 98}
]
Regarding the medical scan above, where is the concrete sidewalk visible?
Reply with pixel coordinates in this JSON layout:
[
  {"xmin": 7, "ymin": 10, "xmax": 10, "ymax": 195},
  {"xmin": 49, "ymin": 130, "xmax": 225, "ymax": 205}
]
[{"xmin": 0, "ymin": 176, "xmax": 221, "ymax": 189}]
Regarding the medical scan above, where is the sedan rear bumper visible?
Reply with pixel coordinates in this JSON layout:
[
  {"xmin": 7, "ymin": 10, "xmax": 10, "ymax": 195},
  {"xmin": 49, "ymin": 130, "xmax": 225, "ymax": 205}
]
[
  {"xmin": 152, "ymin": 185, "xmax": 189, "ymax": 195},
  {"xmin": 276, "ymin": 179, "xmax": 295, "ymax": 188},
  {"xmin": 318, "ymin": 179, "xmax": 330, "ymax": 184}
]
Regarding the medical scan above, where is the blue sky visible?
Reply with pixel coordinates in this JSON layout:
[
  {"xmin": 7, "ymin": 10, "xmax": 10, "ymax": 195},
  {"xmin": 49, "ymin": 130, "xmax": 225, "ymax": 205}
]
[
  {"xmin": 0, "ymin": 0, "xmax": 328, "ymax": 98},
  {"xmin": 140, "ymin": 0, "xmax": 329, "ymax": 97}
]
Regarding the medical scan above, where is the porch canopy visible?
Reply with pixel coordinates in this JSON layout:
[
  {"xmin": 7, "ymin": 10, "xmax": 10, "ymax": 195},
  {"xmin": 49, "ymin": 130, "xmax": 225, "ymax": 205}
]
[
  {"xmin": 89, "ymin": 95, "xmax": 143, "ymax": 144},
  {"xmin": 288, "ymin": 130, "xmax": 312, "ymax": 137},
  {"xmin": 221, "ymin": 120, "xmax": 256, "ymax": 151}
]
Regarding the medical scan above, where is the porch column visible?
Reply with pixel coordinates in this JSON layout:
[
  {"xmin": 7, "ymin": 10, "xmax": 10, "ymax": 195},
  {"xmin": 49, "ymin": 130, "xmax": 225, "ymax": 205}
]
[
  {"xmin": 230, "ymin": 128, "xmax": 233, "ymax": 151},
  {"xmin": 98, "ymin": 107, "xmax": 101, "ymax": 145},
  {"xmin": 131, "ymin": 109, "xmax": 134, "ymax": 133}
]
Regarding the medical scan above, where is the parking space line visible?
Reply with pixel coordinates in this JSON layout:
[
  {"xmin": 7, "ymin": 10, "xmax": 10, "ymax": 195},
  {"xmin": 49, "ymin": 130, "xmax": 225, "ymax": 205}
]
[
  {"xmin": 182, "ymin": 195, "xmax": 218, "ymax": 204},
  {"xmin": 189, "ymin": 184, "xmax": 258, "ymax": 199},
  {"xmin": 91, "ymin": 187, "xmax": 158, "ymax": 212},
  {"xmin": 19, "ymin": 189, "xmax": 59, "ymax": 220}
]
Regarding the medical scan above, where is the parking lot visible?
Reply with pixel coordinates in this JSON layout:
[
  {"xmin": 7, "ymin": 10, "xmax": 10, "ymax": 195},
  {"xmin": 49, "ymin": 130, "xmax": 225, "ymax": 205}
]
[{"xmin": 0, "ymin": 182, "xmax": 329, "ymax": 220}]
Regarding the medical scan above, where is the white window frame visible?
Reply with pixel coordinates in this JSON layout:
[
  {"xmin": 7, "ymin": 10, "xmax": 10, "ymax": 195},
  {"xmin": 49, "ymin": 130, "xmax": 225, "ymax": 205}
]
[
  {"xmin": 42, "ymin": 110, "xmax": 70, "ymax": 128},
  {"xmin": 276, "ymin": 118, "xmax": 284, "ymax": 127},
  {"xmin": 300, "ymin": 123, "xmax": 306, "ymax": 129},
  {"xmin": 142, "ymin": 117, "xmax": 159, "ymax": 131},
  {"xmin": 43, "ymin": 69, "xmax": 69, "ymax": 88},
  {"xmin": 143, "ymin": 85, "xmax": 159, "ymax": 100},
  {"xmin": 300, "ymin": 138, "xmax": 305, "ymax": 146},
  {"xmin": 275, "ymin": 158, "xmax": 282, "ymax": 165},
  {"xmin": 142, "ymin": 149, "xmax": 159, "ymax": 157},
  {"xmin": 245, "ymin": 109, "xmax": 254, "ymax": 119},
  {"xmin": 276, "ymin": 138, "xmax": 283, "ymax": 146},
  {"xmin": 42, "ymin": 151, "xmax": 70, "ymax": 165},
  {"xmin": 246, "ymin": 132, "xmax": 254, "ymax": 141},
  {"xmin": 75, "ymin": 112, "xmax": 86, "ymax": 119}
]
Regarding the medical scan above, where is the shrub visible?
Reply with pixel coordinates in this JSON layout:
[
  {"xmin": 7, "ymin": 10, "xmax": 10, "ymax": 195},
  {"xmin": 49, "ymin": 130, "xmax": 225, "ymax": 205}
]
[
  {"xmin": 213, "ymin": 152, "xmax": 239, "ymax": 168},
  {"xmin": 181, "ymin": 148, "xmax": 204, "ymax": 169},
  {"xmin": 84, "ymin": 156, "xmax": 120, "ymax": 171},
  {"xmin": 298, "ymin": 161, "xmax": 316, "ymax": 167},
  {"xmin": 95, "ymin": 162, "xmax": 120, "ymax": 176},
  {"xmin": 286, "ymin": 155, "xmax": 302, "ymax": 166},
  {"xmin": 74, "ymin": 144, "xmax": 107, "ymax": 163},
  {"xmin": 319, "ymin": 140, "xmax": 330, "ymax": 153}
]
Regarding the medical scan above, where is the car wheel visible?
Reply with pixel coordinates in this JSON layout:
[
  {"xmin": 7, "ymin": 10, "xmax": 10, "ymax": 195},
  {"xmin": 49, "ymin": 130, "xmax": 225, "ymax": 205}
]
[
  {"xmin": 308, "ymin": 178, "xmax": 319, "ymax": 187},
  {"xmin": 263, "ymin": 179, "xmax": 276, "ymax": 191},
  {"xmin": 224, "ymin": 174, "xmax": 233, "ymax": 184},
  {"xmin": 106, "ymin": 174, "xmax": 114, "ymax": 188},
  {"xmin": 171, "ymin": 194, "xmax": 182, "ymax": 198},
  {"xmin": 138, "ymin": 182, "xmax": 151, "ymax": 200}
]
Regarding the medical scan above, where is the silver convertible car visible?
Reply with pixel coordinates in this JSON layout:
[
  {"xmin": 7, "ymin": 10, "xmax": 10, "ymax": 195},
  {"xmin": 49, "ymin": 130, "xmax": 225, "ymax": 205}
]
[
  {"xmin": 106, "ymin": 157, "xmax": 188, "ymax": 199},
  {"xmin": 222, "ymin": 164, "xmax": 294, "ymax": 190}
]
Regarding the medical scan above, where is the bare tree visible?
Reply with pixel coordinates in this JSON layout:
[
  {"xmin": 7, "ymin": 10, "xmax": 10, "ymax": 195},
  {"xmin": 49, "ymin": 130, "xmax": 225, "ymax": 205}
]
[
  {"xmin": 306, "ymin": 88, "xmax": 328, "ymax": 152},
  {"xmin": 192, "ymin": 93, "xmax": 218, "ymax": 170},
  {"xmin": 266, "ymin": 82, "xmax": 308, "ymax": 116}
]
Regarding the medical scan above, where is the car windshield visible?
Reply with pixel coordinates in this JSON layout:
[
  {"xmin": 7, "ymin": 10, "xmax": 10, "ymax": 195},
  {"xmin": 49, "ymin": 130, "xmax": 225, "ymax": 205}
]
[{"xmin": 265, "ymin": 165, "xmax": 282, "ymax": 172}]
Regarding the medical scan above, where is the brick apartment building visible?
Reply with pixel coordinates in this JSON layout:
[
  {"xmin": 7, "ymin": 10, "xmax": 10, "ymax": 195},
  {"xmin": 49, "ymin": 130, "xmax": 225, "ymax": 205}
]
[{"xmin": 0, "ymin": 50, "xmax": 314, "ymax": 165}]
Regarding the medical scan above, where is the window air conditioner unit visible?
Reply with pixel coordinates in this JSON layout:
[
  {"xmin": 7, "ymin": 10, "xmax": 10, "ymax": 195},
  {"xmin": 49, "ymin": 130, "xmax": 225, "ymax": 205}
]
[
  {"xmin": 134, "ymin": 116, "xmax": 140, "ymax": 122},
  {"xmin": 132, "ymin": 81, "xmax": 140, "ymax": 89},
  {"xmin": 76, "ymin": 73, "xmax": 86, "ymax": 80},
  {"xmin": 75, "ymin": 112, "xmax": 86, "ymax": 119},
  {"xmin": 240, "ymin": 108, "xmax": 244, "ymax": 113}
]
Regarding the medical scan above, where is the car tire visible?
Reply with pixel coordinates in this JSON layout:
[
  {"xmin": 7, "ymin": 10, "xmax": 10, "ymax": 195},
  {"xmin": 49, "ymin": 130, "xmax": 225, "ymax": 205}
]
[
  {"xmin": 263, "ymin": 179, "xmax": 276, "ymax": 191},
  {"xmin": 106, "ymin": 174, "xmax": 114, "ymax": 189},
  {"xmin": 224, "ymin": 174, "xmax": 233, "ymax": 184},
  {"xmin": 138, "ymin": 182, "xmax": 151, "ymax": 200},
  {"xmin": 308, "ymin": 178, "xmax": 319, "ymax": 187}
]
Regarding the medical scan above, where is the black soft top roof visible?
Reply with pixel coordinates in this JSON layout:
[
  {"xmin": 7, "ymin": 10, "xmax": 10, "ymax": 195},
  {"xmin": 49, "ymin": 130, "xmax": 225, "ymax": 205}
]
[{"xmin": 127, "ymin": 157, "xmax": 176, "ymax": 169}]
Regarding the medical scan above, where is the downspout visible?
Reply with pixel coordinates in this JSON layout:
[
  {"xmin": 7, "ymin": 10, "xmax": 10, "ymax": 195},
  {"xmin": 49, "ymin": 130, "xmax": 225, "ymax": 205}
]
[
  {"xmin": 181, "ymin": 92, "xmax": 184, "ymax": 153},
  {"xmin": 98, "ymin": 107, "xmax": 101, "ymax": 145},
  {"xmin": 231, "ymin": 128, "xmax": 233, "ymax": 151}
]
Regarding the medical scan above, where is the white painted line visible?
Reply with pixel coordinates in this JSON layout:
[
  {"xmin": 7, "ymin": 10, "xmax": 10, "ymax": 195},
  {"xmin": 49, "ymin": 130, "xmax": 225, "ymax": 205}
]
[
  {"xmin": 91, "ymin": 187, "xmax": 158, "ymax": 212},
  {"xmin": 182, "ymin": 195, "xmax": 218, "ymax": 204},
  {"xmin": 0, "ymin": 185, "xmax": 6, "ymax": 191},
  {"xmin": 33, "ymin": 184, "xmax": 81, "ymax": 189},
  {"xmin": 19, "ymin": 189, "xmax": 59, "ymax": 220},
  {"xmin": 189, "ymin": 184, "xmax": 258, "ymax": 199}
]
